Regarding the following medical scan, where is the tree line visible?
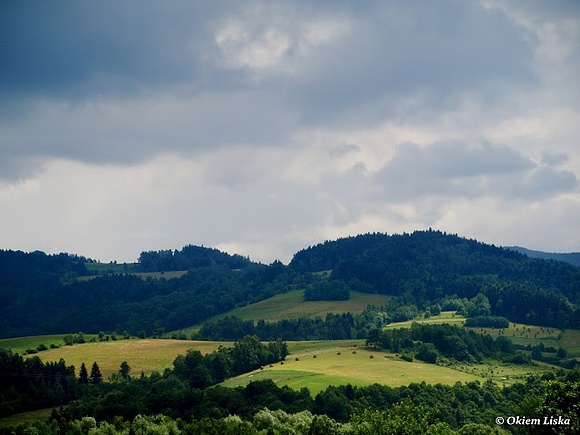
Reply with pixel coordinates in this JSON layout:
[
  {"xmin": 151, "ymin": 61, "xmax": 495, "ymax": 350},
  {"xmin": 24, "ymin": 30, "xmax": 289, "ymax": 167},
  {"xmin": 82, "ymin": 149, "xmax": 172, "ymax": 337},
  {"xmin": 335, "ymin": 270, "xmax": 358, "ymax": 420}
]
[
  {"xmin": 4, "ymin": 372, "xmax": 579, "ymax": 434},
  {"xmin": 2, "ymin": 230, "xmax": 579, "ymax": 339}
]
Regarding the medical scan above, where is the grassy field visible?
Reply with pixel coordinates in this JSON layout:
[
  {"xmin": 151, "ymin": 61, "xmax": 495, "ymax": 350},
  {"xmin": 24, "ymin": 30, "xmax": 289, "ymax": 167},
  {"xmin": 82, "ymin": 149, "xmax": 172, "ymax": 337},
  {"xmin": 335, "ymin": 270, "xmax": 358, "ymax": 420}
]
[
  {"xmin": 176, "ymin": 289, "xmax": 391, "ymax": 336},
  {"xmin": 84, "ymin": 262, "xmax": 138, "ymax": 273},
  {"xmin": 220, "ymin": 343, "xmax": 483, "ymax": 394},
  {"xmin": 18, "ymin": 339, "xmax": 230, "ymax": 379},
  {"xmin": 0, "ymin": 335, "xmax": 97, "ymax": 355},
  {"xmin": 78, "ymin": 265, "xmax": 188, "ymax": 281},
  {"xmin": 0, "ymin": 408, "xmax": 54, "ymax": 428},
  {"xmin": 3, "ymin": 335, "xmax": 567, "ymax": 400},
  {"xmin": 384, "ymin": 312, "xmax": 580, "ymax": 356},
  {"xmin": 385, "ymin": 311, "xmax": 466, "ymax": 329},
  {"xmin": 131, "ymin": 270, "xmax": 188, "ymax": 280}
]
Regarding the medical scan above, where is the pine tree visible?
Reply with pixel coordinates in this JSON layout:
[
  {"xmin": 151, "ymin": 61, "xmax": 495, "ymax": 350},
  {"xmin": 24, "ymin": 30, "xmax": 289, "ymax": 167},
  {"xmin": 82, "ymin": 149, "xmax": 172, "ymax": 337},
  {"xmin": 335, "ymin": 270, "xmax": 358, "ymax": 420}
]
[
  {"xmin": 89, "ymin": 361, "xmax": 102, "ymax": 385},
  {"xmin": 79, "ymin": 362, "xmax": 89, "ymax": 384}
]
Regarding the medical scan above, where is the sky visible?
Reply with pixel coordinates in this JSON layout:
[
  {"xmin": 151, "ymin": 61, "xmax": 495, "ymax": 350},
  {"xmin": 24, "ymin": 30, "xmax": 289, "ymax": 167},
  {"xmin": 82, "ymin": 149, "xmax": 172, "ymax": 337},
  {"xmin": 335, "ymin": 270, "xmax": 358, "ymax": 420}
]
[{"xmin": 1, "ymin": 0, "xmax": 579, "ymax": 264}]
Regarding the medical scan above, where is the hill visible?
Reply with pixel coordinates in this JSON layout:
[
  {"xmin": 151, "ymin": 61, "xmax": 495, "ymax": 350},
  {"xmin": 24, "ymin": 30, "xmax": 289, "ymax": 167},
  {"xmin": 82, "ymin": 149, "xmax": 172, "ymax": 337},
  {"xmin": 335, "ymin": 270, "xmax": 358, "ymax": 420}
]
[
  {"xmin": 507, "ymin": 246, "xmax": 580, "ymax": 267},
  {"xmin": 1, "ymin": 230, "xmax": 579, "ymax": 338},
  {"xmin": 290, "ymin": 230, "xmax": 580, "ymax": 329}
]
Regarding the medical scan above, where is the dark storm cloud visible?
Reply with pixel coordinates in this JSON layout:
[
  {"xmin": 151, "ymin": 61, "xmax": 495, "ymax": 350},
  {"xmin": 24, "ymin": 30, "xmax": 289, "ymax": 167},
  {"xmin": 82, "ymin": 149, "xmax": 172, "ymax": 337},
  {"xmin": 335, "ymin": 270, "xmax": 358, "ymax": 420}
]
[
  {"xmin": 373, "ymin": 141, "xmax": 577, "ymax": 200},
  {"xmin": 0, "ymin": 1, "xmax": 227, "ymax": 98},
  {"xmin": 1, "ymin": 1, "xmax": 534, "ymax": 102}
]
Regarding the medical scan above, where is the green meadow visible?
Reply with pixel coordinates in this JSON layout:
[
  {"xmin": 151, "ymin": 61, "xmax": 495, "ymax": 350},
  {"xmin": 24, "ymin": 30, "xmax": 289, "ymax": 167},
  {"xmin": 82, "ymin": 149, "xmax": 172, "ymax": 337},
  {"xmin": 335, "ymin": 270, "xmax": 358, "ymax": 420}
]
[
  {"xmin": 176, "ymin": 289, "xmax": 391, "ymax": 336},
  {"xmin": 220, "ymin": 344, "xmax": 482, "ymax": 394},
  {"xmin": 384, "ymin": 311, "xmax": 466, "ymax": 329},
  {"xmin": 0, "ymin": 335, "xmax": 96, "ymax": 355},
  {"xmin": 14, "ymin": 339, "xmax": 230, "ymax": 379}
]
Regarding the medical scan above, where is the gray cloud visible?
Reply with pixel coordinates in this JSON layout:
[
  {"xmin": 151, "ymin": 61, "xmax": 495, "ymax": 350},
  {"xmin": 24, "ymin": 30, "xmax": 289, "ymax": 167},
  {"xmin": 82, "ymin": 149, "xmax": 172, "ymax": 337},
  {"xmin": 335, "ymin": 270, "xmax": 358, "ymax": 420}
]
[
  {"xmin": 0, "ymin": 1, "xmax": 578, "ymax": 261},
  {"xmin": 373, "ymin": 141, "xmax": 577, "ymax": 201}
]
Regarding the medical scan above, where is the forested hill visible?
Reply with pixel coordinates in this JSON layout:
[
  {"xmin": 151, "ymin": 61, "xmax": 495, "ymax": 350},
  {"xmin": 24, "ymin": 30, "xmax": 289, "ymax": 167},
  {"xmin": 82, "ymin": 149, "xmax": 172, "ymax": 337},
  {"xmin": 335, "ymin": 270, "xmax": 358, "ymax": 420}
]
[
  {"xmin": 138, "ymin": 244, "xmax": 252, "ymax": 271},
  {"xmin": 290, "ymin": 230, "xmax": 580, "ymax": 328},
  {"xmin": 1, "ymin": 230, "xmax": 579, "ymax": 338},
  {"xmin": 0, "ymin": 247, "xmax": 289, "ymax": 338}
]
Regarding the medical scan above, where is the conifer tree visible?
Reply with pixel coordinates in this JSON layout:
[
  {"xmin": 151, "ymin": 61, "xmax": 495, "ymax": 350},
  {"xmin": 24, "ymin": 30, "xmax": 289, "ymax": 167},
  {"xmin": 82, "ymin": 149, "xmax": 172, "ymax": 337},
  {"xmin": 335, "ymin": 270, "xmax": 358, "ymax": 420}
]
[
  {"xmin": 79, "ymin": 362, "xmax": 88, "ymax": 384},
  {"xmin": 89, "ymin": 361, "xmax": 102, "ymax": 384}
]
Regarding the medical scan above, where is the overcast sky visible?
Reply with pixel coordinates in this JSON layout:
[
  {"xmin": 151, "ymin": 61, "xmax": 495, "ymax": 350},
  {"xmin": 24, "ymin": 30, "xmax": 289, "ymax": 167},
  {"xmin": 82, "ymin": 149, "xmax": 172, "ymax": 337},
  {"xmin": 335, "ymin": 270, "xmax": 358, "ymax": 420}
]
[{"xmin": 1, "ymin": 0, "xmax": 579, "ymax": 264}]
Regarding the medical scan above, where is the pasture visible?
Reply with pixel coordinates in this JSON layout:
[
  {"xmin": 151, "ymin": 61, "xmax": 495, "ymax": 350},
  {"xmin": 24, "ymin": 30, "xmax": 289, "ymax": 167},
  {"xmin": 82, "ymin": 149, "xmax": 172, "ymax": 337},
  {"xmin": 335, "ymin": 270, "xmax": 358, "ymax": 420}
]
[
  {"xmin": 17, "ymin": 339, "xmax": 230, "ymax": 379},
  {"xmin": 384, "ymin": 311, "xmax": 466, "ymax": 329},
  {"xmin": 0, "ymin": 335, "xmax": 95, "ymax": 355},
  {"xmin": 0, "ymin": 408, "xmax": 54, "ymax": 428},
  {"xmin": 2, "ymin": 335, "xmax": 567, "ymax": 397},
  {"xmin": 176, "ymin": 289, "xmax": 391, "ymax": 336},
  {"xmin": 220, "ymin": 344, "xmax": 482, "ymax": 394}
]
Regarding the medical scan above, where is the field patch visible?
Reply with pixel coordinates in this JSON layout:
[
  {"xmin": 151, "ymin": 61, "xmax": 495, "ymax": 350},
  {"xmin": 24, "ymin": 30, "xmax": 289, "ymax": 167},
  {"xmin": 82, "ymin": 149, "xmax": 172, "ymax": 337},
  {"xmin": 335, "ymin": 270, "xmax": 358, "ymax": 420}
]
[
  {"xmin": 384, "ymin": 311, "xmax": 466, "ymax": 329},
  {"xmin": 25, "ymin": 339, "xmax": 230, "ymax": 379},
  {"xmin": 220, "ymin": 343, "xmax": 482, "ymax": 394},
  {"xmin": 0, "ymin": 408, "xmax": 54, "ymax": 428},
  {"xmin": 0, "ymin": 335, "xmax": 91, "ymax": 355},
  {"xmin": 176, "ymin": 289, "xmax": 391, "ymax": 336}
]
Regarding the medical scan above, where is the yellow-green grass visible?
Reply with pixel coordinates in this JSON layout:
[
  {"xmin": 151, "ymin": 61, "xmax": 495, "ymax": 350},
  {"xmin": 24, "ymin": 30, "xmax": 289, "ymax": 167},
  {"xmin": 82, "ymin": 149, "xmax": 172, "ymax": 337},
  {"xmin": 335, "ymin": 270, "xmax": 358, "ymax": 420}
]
[
  {"xmin": 219, "ymin": 344, "xmax": 482, "ymax": 395},
  {"xmin": 465, "ymin": 323, "xmax": 563, "ymax": 348},
  {"xmin": 441, "ymin": 359, "xmax": 560, "ymax": 385},
  {"xmin": 384, "ymin": 311, "xmax": 466, "ymax": 329},
  {"xmin": 0, "ymin": 408, "xmax": 53, "ymax": 428},
  {"xmin": 78, "ymin": 269, "xmax": 188, "ymax": 282},
  {"xmin": 25, "ymin": 339, "xmax": 230, "ymax": 379},
  {"xmin": 383, "ymin": 314, "xmax": 580, "ymax": 356},
  {"xmin": 130, "ymin": 270, "xmax": 188, "ymax": 280},
  {"xmin": 0, "ymin": 335, "xmax": 97, "ymax": 355},
  {"xmin": 560, "ymin": 329, "xmax": 580, "ymax": 358},
  {"xmin": 176, "ymin": 289, "xmax": 391, "ymax": 336}
]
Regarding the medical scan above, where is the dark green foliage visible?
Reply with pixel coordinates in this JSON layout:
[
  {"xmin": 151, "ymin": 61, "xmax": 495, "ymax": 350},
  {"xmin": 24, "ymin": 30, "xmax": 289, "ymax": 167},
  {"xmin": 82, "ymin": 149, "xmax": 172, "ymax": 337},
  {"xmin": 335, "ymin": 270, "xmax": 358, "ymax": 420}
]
[
  {"xmin": 137, "ymin": 245, "xmax": 252, "ymax": 272},
  {"xmin": 2, "ymin": 231, "xmax": 579, "ymax": 338},
  {"xmin": 89, "ymin": 362, "xmax": 102, "ymax": 385},
  {"xmin": 304, "ymin": 279, "xmax": 350, "ymax": 301},
  {"xmin": 79, "ymin": 362, "xmax": 88, "ymax": 385},
  {"xmin": 0, "ymin": 348, "xmax": 79, "ymax": 417},
  {"xmin": 367, "ymin": 323, "xmax": 523, "ymax": 363},
  {"xmin": 464, "ymin": 316, "xmax": 510, "ymax": 328},
  {"xmin": 0, "ymin": 255, "xmax": 296, "ymax": 337},
  {"xmin": 200, "ymin": 312, "xmax": 361, "ymax": 341},
  {"xmin": 415, "ymin": 343, "xmax": 438, "ymax": 363},
  {"xmin": 291, "ymin": 230, "xmax": 580, "ymax": 328},
  {"xmin": 537, "ymin": 380, "xmax": 580, "ymax": 434}
]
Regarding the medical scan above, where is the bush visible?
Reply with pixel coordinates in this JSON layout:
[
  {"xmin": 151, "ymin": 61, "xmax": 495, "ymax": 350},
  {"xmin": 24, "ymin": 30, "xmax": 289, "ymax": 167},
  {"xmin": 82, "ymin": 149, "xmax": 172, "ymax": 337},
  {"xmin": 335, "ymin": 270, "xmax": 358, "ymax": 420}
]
[
  {"xmin": 304, "ymin": 280, "xmax": 350, "ymax": 301},
  {"xmin": 464, "ymin": 316, "xmax": 509, "ymax": 328}
]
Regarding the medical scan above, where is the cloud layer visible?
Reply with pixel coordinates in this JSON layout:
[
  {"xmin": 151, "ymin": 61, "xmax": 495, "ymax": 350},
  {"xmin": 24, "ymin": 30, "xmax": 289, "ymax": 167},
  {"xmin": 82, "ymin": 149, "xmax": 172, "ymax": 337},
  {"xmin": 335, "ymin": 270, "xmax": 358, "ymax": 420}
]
[{"xmin": 1, "ymin": 0, "xmax": 579, "ymax": 262}]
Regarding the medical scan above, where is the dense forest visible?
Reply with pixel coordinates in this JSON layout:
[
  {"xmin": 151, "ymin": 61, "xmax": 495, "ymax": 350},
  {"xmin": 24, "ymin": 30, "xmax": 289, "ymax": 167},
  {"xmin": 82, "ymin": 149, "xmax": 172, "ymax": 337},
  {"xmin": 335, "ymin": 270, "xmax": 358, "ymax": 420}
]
[
  {"xmin": 1, "ymin": 230, "xmax": 579, "ymax": 338},
  {"xmin": 291, "ymin": 231, "xmax": 580, "ymax": 328}
]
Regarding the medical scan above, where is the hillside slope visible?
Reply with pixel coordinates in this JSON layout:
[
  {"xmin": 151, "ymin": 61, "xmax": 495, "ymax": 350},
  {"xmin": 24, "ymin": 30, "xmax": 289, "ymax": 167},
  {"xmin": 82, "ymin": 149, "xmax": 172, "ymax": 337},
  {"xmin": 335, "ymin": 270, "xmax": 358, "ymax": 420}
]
[
  {"xmin": 1, "ymin": 230, "xmax": 579, "ymax": 337},
  {"xmin": 290, "ymin": 230, "xmax": 580, "ymax": 328}
]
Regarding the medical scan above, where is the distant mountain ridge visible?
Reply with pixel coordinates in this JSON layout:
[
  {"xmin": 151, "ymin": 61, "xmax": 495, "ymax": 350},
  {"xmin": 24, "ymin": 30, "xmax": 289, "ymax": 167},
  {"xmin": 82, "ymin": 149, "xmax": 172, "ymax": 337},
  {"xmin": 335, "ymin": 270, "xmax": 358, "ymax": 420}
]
[{"xmin": 506, "ymin": 246, "xmax": 580, "ymax": 268}]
